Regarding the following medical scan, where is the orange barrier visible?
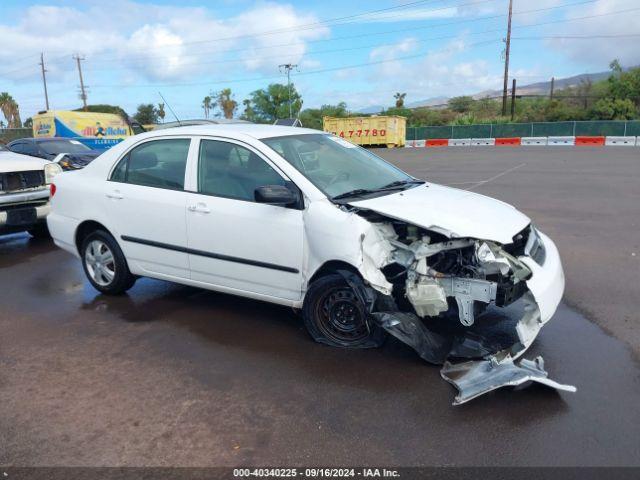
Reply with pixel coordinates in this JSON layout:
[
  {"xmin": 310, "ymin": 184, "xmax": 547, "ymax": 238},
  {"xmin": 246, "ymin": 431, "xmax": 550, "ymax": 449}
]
[
  {"xmin": 495, "ymin": 137, "xmax": 522, "ymax": 146},
  {"xmin": 575, "ymin": 136, "xmax": 605, "ymax": 146},
  {"xmin": 426, "ymin": 138, "xmax": 449, "ymax": 147}
]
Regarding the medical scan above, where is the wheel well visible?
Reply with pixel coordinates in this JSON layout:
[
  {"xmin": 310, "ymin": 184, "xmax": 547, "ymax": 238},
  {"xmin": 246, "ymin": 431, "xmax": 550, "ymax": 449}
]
[
  {"xmin": 308, "ymin": 260, "xmax": 361, "ymax": 285},
  {"xmin": 75, "ymin": 220, "xmax": 110, "ymax": 254}
]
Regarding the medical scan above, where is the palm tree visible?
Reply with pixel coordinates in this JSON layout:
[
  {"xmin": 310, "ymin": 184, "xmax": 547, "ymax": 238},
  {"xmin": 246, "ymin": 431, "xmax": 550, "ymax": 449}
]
[
  {"xmin": 0, "ymin": 92, "xmax": 22, "ymax": 128},
  {"xmin": 394, "ymin": 92, "xmax": 407, "ymax": 109},
  {"xmin": 202, "ymin": 96, "xmax": 212, "ymax": 119},
  {"xmin": 157, "ymin": 103, "xmax": 166, "ymax": 123},
  {"xmin": 216, "ymin": 89, "xmax": 238, "ymax": 119}
]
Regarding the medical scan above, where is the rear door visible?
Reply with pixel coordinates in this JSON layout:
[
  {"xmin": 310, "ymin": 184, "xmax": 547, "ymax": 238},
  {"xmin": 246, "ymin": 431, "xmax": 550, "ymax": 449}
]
[
  {"xmin": 104, "ymin": 137, "xmax": 194, "ymax": 279},
  {"xmin": 185, "ymin": 137, "xmax": 304, "ymax": 301}
]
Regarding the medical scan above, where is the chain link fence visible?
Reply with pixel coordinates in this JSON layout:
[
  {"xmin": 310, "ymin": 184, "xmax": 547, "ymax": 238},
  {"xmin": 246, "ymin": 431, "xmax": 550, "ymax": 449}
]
[
  {"xmin": 407, "ymin": 121, "xmax": 640, "ymax": 140},
  {"xmin": 0, "ymin": 128, "xmax": 33, "ymax": 144}
]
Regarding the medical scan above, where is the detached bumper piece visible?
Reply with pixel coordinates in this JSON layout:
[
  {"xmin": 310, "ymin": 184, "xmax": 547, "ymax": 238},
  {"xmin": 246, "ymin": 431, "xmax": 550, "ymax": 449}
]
[{"xmin": 440, "ymin": 354, "xmax": 577, "ymax": 406}]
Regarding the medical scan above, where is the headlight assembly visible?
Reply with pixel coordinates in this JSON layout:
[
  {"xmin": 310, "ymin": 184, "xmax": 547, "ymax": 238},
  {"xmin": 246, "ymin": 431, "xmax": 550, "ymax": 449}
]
[{"xmin": 44, "ymin": 162, "xmax": 63, "ymax": 184}]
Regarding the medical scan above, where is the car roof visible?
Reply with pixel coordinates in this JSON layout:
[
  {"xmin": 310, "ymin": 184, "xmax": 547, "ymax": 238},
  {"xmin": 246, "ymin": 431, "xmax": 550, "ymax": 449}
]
[
  {"xmin": 8, "ymin": 137, "xmax": 74, "ymax": 144},
  {"xmin": 138, "ymin": 124, "xmax": 323, "ymax": 141}
]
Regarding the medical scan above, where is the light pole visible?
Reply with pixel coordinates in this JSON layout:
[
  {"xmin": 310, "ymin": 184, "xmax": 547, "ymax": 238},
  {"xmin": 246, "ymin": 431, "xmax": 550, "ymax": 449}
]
[{"xmin": 279, "ymin": 63, "xmax": 298, "ymax": 118}]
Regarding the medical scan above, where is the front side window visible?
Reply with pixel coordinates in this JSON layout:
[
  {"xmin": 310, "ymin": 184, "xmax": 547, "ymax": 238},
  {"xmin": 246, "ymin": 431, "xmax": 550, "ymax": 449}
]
[
  {"xmin": 262, "ymin": 133, "xmax": 417, "ymax": 200},
  {"xmin": 198, "ymin": 140, "xmax": 286, "ymax": 201},
  {"xmin": 111, "ymin": 138, "xmax": 190, "ymax": 190}
]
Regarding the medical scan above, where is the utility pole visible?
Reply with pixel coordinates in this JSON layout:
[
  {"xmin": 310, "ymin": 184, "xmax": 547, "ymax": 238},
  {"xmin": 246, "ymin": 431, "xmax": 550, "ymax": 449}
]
[
  {"xmin": 550, "ymin": 77, "xmax": 555, "ymax": 100},
  {"xmin": 279, "ymin": 63, "xmax": 298, "ymax": 118},
  {"xmin": 39, "ymin": 52, "xmax": 50, "ymax": 111},
  {"xmin": 501, "ymin": 0, "xmax": 513, "ymax": 116},
  {"xmin": 73, "ymin": 54, "xmax": 88, "ymax": 111},
  {"xmin": 510, "ymin": 78, "xmax": 516, "ymax": 121}
]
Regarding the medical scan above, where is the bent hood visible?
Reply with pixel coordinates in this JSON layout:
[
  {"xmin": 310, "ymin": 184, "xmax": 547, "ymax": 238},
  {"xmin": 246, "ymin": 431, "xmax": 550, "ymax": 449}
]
[
  {"xmin": 349, "ymin": 183, "xmax": 530, "ymax": 245},
  {"xmin": 0, "ymin": 151, "xmax": 50, "ymax": 172}
]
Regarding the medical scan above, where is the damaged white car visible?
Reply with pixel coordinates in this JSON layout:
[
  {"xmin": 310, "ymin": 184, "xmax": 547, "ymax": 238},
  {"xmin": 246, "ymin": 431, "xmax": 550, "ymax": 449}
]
[{"xmin": 48, "ymin": 125, "xmax": 575, "ymax": 404}]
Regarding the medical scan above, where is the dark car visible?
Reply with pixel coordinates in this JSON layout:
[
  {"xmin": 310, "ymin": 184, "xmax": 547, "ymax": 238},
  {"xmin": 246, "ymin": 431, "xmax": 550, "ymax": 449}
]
[{"xmin": 7, "ymin": 138, "xmax": 101, "ymax": 170}]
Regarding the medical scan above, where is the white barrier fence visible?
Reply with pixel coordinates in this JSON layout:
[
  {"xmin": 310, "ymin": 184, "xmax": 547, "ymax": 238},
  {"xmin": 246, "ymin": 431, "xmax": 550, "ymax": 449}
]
[{"xmin": 405, "ymin": 136, "xmax": 639, "ymax": 147}]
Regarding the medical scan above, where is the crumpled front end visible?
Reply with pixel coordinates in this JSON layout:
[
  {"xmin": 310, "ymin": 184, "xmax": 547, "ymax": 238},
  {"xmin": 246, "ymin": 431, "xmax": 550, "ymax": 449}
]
[{"xmin": 345, "ymin": 209, "xmax": 574, "ymax": 405}]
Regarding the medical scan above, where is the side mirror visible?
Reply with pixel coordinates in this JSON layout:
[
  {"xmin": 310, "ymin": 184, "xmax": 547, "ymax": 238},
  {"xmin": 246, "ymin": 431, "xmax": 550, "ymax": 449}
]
[{"xmin": 255, "ymin": 184, "xmax": 297, "ymax": 206}]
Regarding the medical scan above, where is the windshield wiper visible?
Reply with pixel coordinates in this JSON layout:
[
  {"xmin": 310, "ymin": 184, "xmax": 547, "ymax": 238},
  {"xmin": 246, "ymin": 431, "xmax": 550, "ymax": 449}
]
[
  {"xmin": 332, "ymin": 180, "xmax": 425, "ymax": 201},
  {"xmin": 378, "ymin": 179, "xmax": 425, "ymax": 190},
  {"xmin": 332, "ymin": 188, "xmax": 379, "ymax": 201}
]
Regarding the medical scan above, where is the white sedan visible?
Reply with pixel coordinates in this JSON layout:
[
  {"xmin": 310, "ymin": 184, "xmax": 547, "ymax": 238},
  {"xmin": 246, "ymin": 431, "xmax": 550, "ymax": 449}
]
[{"xmin": 48, "ymin": 125, "xmax": 573, "ymax": 404}]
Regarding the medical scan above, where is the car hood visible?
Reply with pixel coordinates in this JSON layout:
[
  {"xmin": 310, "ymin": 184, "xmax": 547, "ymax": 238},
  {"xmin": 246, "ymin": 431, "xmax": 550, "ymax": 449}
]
[
  {"xmin": 0, "ymin": 151, "xmax": 50, "ymax": 172},
  {"xmin": 348, "ymin": 183, "xmax": 531, "ymax": 245}
]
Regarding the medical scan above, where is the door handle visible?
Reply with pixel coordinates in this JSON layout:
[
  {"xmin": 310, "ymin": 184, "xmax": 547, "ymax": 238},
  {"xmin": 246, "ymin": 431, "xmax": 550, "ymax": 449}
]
[
  {"xmin": 106, "ymin": 190, "xmax": 124, "ymax": 200},
  {"xmin": 188, "ymin": 203, "xmax": 210, "ymax": 214}
]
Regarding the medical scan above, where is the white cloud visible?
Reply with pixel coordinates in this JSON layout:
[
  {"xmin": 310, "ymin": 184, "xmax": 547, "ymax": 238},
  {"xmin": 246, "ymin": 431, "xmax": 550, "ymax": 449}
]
[
  {"xmin": 539, "ymin": 0, "xmax": 640, "ymax": 67},
  {"xmin": 0, "ymin": 1, "xmax": 329, "ymax": 83}
]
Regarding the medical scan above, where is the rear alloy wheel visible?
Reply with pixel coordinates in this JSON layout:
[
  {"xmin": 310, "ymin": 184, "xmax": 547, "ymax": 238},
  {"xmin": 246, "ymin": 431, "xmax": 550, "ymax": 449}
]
[
  {"xmin": 303, "ymin": 274, "xmax": 386, "ymax": 348},
  {"xmin": 81, "ymin": 230, "xmax": 136, "ymax": 295}
]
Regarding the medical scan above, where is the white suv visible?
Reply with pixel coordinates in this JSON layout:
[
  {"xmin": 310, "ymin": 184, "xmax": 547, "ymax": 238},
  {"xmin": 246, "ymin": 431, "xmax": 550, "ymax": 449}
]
[
  {"xmin": 48, "ymin": 125, "xmax": 570, "ymax": 403},
  {"xmin": 1, "ymin": 144, "xmax": 61, "ymax": 237}
]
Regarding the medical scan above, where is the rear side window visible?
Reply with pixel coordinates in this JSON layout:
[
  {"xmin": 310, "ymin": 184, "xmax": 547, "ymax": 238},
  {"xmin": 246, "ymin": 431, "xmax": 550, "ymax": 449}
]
[{"xmin": 110, "ymin": 139, "xmax": 190, "ymax": 190}]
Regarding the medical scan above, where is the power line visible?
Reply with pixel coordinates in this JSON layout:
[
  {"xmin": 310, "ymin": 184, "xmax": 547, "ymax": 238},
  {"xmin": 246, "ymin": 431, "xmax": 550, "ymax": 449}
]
[
  {"xmin": 0, "ymin": 0, "xmax": 610, "ymax": 77},
  {"xmin": 77, "ymin": 0, "xmax": 611, "ymax": 72},
  {"xmin": 88, "ymin": 38, "xmax": 502, "ymax": 89}
]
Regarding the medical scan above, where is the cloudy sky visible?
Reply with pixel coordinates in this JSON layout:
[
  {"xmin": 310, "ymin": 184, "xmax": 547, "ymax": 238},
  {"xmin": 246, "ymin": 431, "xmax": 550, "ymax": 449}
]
[{"xmin": 1, "ymin": 0, "xmax": 639, "ymax": 120}]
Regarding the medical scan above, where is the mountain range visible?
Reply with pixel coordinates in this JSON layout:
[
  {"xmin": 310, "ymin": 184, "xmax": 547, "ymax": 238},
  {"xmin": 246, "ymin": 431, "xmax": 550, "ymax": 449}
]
[{"xmin": 356, "ymin": 69, "xmax": 615, "ymax": 114}]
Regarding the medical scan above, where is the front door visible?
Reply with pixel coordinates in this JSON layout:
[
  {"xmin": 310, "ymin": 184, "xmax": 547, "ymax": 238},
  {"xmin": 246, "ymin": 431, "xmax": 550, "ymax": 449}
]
[
  {"xmin": 185, "ymin": 138, "xmax": 304, "ymax": 301},
  {"xmin": 104, "ymin": 137, "xmax": 193, "ymax": 279}
]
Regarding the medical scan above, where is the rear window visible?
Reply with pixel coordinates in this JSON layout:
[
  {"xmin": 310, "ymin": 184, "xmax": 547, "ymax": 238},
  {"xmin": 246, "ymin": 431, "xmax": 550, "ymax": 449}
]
[{"xmin": 110, "ymin": 139, "xmax": 191, "ymax": 190}]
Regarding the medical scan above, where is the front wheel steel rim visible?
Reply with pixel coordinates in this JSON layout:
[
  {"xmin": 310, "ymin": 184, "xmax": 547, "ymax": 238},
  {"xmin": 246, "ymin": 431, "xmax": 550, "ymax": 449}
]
[
  {"xmin": 316, "ymin": 286, "xmax": 368, "ymax": 344},
  {"xmin": 85, "ymin": 240, "xmax": 116, "ymax": 286}
]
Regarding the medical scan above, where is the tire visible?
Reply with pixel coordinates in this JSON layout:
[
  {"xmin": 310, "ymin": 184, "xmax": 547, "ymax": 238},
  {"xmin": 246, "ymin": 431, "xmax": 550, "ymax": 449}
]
[
  {"xmin": 302, "ymin": 273, "xmax": 386, "ymax": 349},
  {"xmin": 81, "ymin": 229, "xmax": 136, "ymax": 295},
  {"xmin": 28, "ymin": 223, "xmax": 51, "ymax": 239}
]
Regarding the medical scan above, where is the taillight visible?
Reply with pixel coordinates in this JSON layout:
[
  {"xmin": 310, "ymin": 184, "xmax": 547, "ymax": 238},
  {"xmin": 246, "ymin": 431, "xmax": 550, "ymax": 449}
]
[{"xmin": 50, "ymin": 183, "xmax": 57, "ymax": 197}]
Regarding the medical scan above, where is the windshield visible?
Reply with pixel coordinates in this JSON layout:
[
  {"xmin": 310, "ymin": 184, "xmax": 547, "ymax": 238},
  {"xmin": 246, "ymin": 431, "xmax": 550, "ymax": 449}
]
[
  {"xmin": 262, "ymin": 133, "xmax": 418, "ymax": 200},
  {"xmin": 40, "ymin": 140, "xmax": 92, "ymax": 154}
]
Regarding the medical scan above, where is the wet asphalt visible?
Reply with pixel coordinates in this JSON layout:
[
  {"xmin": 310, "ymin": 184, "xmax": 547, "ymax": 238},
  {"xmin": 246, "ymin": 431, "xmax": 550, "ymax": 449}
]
[{"xmin": 1, "ymin": 147, "xmax": 640, "ymax": 467}]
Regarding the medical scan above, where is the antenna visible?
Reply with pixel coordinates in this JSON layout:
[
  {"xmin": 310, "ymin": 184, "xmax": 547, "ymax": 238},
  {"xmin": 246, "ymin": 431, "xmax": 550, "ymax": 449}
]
[{"xmin": 158, "ymin": 91, "xmax": 181, "ymax": 125}]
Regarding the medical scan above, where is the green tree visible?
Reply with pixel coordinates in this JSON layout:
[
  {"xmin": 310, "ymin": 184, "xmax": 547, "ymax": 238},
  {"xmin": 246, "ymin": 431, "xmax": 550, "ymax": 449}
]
[
  {"xmin": 247, "ymin": 83, "xmax": 303, "ymax": 123},
  {"xmin": 157, "ymin": 103, "xmax": 166, "ymax": 123},
  {"xmin": 448, "ymin": 95, "xmax": 475, "ymax": 113},
  {"xmin": 202, "ymin": 96, "xmax": 213, "ymax": 119},
  {"xmin": 299, "ymin": 102, "xmax": 348, "ymax": 130},
  {"xmin": 215, "ymin": 88, "xmax": 238, "ymax": 119},
  {"xmin": 23, "ymin": 117, "xmax": 33, "ymax": 128},
  {"xmin": 0, "ymin": 92, "xmax": 22, "ymax": 128},
  {"xmin": 133, "ymin": 104, "xmax": 158, "ymax": 124},
  {"xmin": 240, "ymin": 99, "xmax": 256, "ymax": 122},
  {"xmin": 394, "ymin": 92, "xmax": 407, "ymax": 108},
  {"xmin": 73, "ymin": 104, "xmax": 128, "ymax": 121},
  {"xmin": 591, "ymin": 98, "xmax": 636, "ymax": 120}
]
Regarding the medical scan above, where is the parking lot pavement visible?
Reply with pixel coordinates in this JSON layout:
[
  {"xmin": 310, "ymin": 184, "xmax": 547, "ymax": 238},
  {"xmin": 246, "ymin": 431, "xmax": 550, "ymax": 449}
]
[{"xmin": 2, "ymin": 147, "xmax": 640, "ymax": 467}]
